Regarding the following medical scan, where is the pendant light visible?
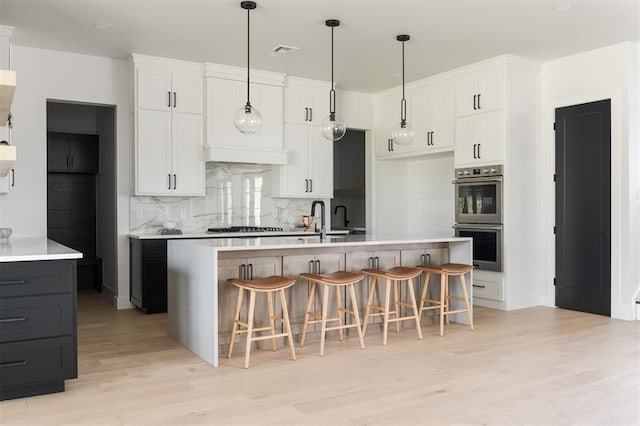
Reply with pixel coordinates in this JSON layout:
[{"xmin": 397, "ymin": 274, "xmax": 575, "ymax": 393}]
[
  {"xmin": 320, "ymin": 19, "xmax": 346, "ymax": 142},
  {"xmin": 391, "ymin": 34, "xmax": 414, "ymax": 146},
  {"xmin": 234, "ymin": 1, "xmax": 261, "ymax": 135}
]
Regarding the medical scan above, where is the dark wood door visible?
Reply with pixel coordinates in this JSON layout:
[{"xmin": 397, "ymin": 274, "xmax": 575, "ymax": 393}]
[
  {"xmin": 69, "ymin": 134, "xmax": 99, "ymax": 173},
  {"xmin": 555, "ymin": 99, "xmax": 611, "ymax": 316},
  {"xmin": 47, "ymin": 133, "xmax": 71, "ymax": 172}
]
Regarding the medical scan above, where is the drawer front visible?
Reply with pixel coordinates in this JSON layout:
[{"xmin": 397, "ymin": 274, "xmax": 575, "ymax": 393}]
[
  {"xmin": 142, "ymin": 240, "xmax": 167, "ymax": 260},
  {"xmin": 142, "ymin": 259, "xmax": 167, "ymax": 282},
  {"xmin": 0, "ymin": 295, "xmax": 74, "ymax": 343},
  {"xmin": 0, "ymin": 260, "xmax": 75, "ymax": 297},
  {"xmin": 0, "ymin": 336, "xmax": 76, "ymax": 387},
  {"xmin": 472, "ymin": 278, "xmax": 504, "ymax": 301}
]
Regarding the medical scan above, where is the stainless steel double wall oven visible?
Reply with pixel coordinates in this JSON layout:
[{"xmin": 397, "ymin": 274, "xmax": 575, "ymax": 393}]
[{"xmin": 453, "ymin": 165, "xmax": 503, "ymax": 272}]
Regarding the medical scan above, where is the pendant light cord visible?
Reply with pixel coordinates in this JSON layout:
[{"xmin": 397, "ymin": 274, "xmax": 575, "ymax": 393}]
[
  {"xmin": 329, "ymin": 24, "xmax": 336, "ymax": 120},
  {"xmin": 400, "ymin": 38, "xmax": 406, "ymax": 126},
  {"xmin": 245, "ymin": 5, "xmax": 251, "ymax": 111}
]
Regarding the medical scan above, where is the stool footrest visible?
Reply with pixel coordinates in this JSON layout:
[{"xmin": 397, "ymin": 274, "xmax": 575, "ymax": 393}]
[
  {"xmin": 444, "ymin": 309, "xmax": 471, "ymax": 315},
  {"xmin": 250, "ymin": 333, "xmax": 291, "ymax": 342},
  {"xmin": 324, "ymin": 324, "xmax": 359, "ymax": 332}
]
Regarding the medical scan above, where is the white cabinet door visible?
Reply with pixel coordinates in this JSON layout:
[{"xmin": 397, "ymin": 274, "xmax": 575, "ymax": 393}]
[
  {"xmin": 171, "ymin": 70, "xmax": 203, "ymax": 114},
  {"xmin": 374, "ymin": 96, "xmax": 411, "ymax": 158},
  {"xmin": 136, "ymin": 109, "xmax": 172, "ymax": 195},
  {"xmin": 308, "ymin": 128, "xmax": 333, "ymax": 198},
  {"xmin": 455, "ymin": 110, "xmax": 504, "ymax": 167},
  {"xmin": 455, "ymin": 67, "xmax": 504, "ymax": 117},
  {"xmin": 284, "ymin": 86, "xmax": 328, "ymax": 126},
  {"xmin": 171, "ymin": 112, "xmax": 204, "ymax": 196},
  {"xmin": 278, "ymin": 123, "xmax": 311, "ymax": 197},
  {"xmin": 137, "ymin": 67, "xmax": 172, "ymax": 111},
  {"xmin": 307, "ymin": 87, "xmax": 328, "ymax": 126},
  {"xmin": 425, "ymin": 80, "xmax": 454, "ymax": 151}
]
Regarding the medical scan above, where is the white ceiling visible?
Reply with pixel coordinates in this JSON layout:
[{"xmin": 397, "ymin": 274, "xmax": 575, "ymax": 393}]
[{"xmin": 1, "ymin": 0, "xmax": 638, "ymax": 93}]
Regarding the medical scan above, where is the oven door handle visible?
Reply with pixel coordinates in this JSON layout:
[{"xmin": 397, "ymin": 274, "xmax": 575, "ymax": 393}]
[
  {"xmin": 453, "ymin": 224, "xmax": 503, "ymax": 231},
  {"xmin": 452, "ymin": 177, "xmax": 503, "ymax": 184}
]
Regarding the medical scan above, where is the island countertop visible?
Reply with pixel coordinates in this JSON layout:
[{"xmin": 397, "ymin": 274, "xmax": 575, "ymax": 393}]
[{"xmin": 0, "ymin": 238, "xmax": 83, "ymax": 262}]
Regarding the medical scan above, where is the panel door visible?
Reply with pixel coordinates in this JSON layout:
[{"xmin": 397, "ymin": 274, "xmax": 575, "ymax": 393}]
[
  {"xmin": 307, "ymin": 87, "xmax": 329, "ymax": 126},
  {"xmin": 454, "ymin": 73, "xmax": 478, "ymax": 117},
  {"xmin": 171, "ymin": 70, "xmax": 203, "ymax": 115},
  {"xmin": 279, "ymin": 124, "xmax": 311, "ymax": 198},
  {"xmin": 476, "ymin": 66, "xmax": 504, "ymax": 114},
  {"xmin": 136, "ymin": 109, "xmax": 172, "ymax": 195},
  {"xmin": 374, "ymin": 96, "xmax": 399, "ymax": 157},
  {"xmin": 217, "ymin": 258, "xmax": 248, "ymax": 342},
  {"xmin": 137, "ymin": 66, "xmax": 172, "ymax": 111},
  {"xmin": 426, "ymin": 80, "xmax": 455, "ymax": 151},
  {"xmin": 47, "ymin": 133, "xmax": 70, "ymax": 172},
  {"xmin": 171, "ymin": 112, "xmax": 204, "ymax": 196},
  {"xmin": 69, "ymin": 134, "xmax": 99, "ymax": 173},
  {"xmin": 476, "ymin": 110, "xmax": 504, "ymax": 165},
  {"xmin": 284, "ymin": 87, "xmax": 310, "ymax": 125},
  {"xmin": 308, "ymin": 128, "xmax": 333, "ymax": 198},
  {"xmin": 205, "ymin": 77, "xmax": 240, "ymax": 148},
  {"xmin": 454, "ymin": 115, "xmax": 477, "ymax": 166}
]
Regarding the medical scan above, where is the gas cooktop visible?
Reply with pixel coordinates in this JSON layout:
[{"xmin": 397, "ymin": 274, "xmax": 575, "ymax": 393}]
[{"xmin": 207, "ymin": 226, "xmax": 284, "ymax": 233}]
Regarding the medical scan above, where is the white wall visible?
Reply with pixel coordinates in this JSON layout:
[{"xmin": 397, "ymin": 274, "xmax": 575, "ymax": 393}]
[
  {"xmin": 0, "ymin": 46, "xmax": 132, "ymax": 308},
  {"xmin": 540, "ymin": 41, "xmax": 640, "ymax": 320}
]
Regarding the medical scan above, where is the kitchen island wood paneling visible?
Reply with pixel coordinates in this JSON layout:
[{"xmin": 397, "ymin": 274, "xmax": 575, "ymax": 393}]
[{"xmin": 167, "ymin": 234, "xmax": 472, "ymax": 367}]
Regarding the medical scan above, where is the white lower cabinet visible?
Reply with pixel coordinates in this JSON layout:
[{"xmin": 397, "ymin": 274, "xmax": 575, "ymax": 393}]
[
  {"xmin": 272, "ymin": 124, "xmax": 333, "ymax": 198},
  {"xmin": 471, "ymin": 270, "xmax": 504, "ymax": 309},
  {"xmin": 282, "ymin": 253, "xmax": 344, "ymax": 335},
  {"xmin": 216, "ymin": 256, "xmax": 282, "ymax": 347}
]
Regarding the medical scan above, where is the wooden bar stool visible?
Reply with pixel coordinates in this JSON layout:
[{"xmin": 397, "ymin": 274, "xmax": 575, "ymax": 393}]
[
  {"xmin": 361, "ymin": 267, "xmax": 423, "ymax": 345},
  {"xmin": 416, "ymin": 263, "xmax": 474, "ymax": 336},
  {"xmin": 227, "ymin": 275, "xmax": 297, "ymax": 368},
  {"xmin": 299, "ymin": 271, "xmax": 366, "ymax": 356}
]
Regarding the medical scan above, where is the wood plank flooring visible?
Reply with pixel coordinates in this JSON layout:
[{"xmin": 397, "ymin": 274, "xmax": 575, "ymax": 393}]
[{"xmin": 1, "ymin": 290, "xmax": 638, "ymax": 425}]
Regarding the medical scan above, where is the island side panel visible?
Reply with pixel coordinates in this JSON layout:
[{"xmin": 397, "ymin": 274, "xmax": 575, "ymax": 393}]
[{"xmin": 167, "ymin": 240, "xmax": 218, "ymax": 367}]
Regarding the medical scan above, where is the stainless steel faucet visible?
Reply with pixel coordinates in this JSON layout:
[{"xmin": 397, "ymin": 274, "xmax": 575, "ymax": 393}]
[{"xmin": 311, "ymin": 200, "xmax": 326, "ymax": 240}]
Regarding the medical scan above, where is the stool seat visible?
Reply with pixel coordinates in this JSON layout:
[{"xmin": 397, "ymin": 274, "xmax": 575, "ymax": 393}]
[
  {"xmin": 228, "ymin": 276, "xmax": 296, "ymax": 291},
  {"xmin": 362, "ymin": 266, "xmax": 422, "ymax": 280},
  {"xmin": 300, "ymin": 271, "xmax": 363, "ymax": 286},
  {"xmin": 417, "ymin": 263, "xmax": 473, "ymax": 274}
]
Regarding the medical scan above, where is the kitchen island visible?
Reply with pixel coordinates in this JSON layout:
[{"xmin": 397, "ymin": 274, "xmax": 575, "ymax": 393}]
[
  {"xmin": 0, "ymin": 238, "xmax": 82, "ymax": 400},
  {"xmin": 167, "ymin": 233, "xmax": 472, "ymax": 367}
]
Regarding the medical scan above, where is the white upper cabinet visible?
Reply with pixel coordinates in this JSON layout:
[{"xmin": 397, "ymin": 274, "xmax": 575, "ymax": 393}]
[
  {"xmin": 454, "ymin": 66, "xmax": 504, "ymax": 117},
  {"xmin": 411, "ymin": 80, "xmax": 455, "ymax": 154},
  {"xmin": 374, "ymin": 94, "xmax": 412, "ymax": 158},
  {"xmin": 204, "ymin": 65, "xmax": 286, "ymax": 164},
  {"xmin": 454, "ymin": 110, "xmax": 504, "ymax": 166},
  {"xmin": 284, "ymin": 77, "xmax": 330, "ymax": 126},
  {"xmin": 133, "ymin": 54, "xmax": 204, "ymax": 196}
]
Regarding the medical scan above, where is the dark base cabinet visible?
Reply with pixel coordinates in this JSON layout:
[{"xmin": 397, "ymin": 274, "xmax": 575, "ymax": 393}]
[
  {"xmin": 0, "ymin": 259, "xmax": 78, "ymax": 401},
  {"xmin": 130, "ymin": 239, "xmax": 167, "ymax": 314}
]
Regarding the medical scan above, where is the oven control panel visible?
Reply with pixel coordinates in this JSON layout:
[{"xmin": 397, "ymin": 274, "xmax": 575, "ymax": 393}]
[{"xmin": 455, "ymin": 164, "xmax": 503, "ymax": 178}]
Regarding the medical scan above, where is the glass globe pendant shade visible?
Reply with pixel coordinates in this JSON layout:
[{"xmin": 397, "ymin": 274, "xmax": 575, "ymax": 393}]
[
  {"xmin": 321, "ymin": 114, "xmax": 347, "ymax": 141},
  {"xmin": 234, "ymin": 104, "xmax": 262, "ymax": 135},
  {"xmin": 391, "ymin": 121, "xmax": 414, "ymax": 146}
]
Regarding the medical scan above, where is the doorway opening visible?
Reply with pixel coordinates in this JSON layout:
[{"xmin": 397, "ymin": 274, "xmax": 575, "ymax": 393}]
[
  {"xmin": 46, "ymin": 101, "xmax": 117, "ymax": 296},
  {"xmin": 332, "ymin": 129, "xmax": 366, "ymax": 233},
  {"xmin": 555, "ymin": 99, "xmax": 611, "ymax": 316}
]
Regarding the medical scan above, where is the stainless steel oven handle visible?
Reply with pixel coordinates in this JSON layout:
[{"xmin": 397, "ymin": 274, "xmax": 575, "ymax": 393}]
[
  {"xmin": 452, "ymin": 176, "xmax": 503, "ymax": 184},
  {"xmin": 453, "ymin": 224, "xmax": 503, "ymax": 231}
]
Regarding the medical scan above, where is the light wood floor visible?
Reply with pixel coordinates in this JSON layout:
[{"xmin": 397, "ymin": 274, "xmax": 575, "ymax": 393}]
[{"xmin": 1, "ymin": 291, "xmax": 639, "ymax": 425}]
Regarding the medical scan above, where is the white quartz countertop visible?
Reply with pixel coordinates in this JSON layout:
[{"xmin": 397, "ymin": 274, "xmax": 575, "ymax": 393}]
[
  {"xmin": 0, "ymin": 238, "xmax": 83, "ymax": 262},
  {"xmin": 168, "ymin": 232, "xmax": 468, "ymax": 252},
  {"xmin": 128, "ymin": 230, "xmax": 349, "ymax": 240}
]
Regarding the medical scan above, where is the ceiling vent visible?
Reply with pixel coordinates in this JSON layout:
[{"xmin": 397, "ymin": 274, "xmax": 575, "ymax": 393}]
[{"xmin": 269, "ymin": 45, "xmax": 300, "ymax": 56}]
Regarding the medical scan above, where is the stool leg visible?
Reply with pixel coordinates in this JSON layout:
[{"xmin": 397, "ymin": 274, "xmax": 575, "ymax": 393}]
[
  {"xmin": 334, "ymin": 285, "xmax": 344, "ymax": 341},
  {"xmin": 266, "ymin": 290, "xmax": 277, "ymax": 351},
  {"xmin": 445, "ymin": 274, "xmax": 451, "ymax": 325},
  {"xmin": 227, "ymin": 287, "xmax": 244, "ymax": 358},
  {"xmin": 418, "ymin": 272, "xmax": 431, "ymax": 318},
  {"xmin": 459, "ymin": 273, "xmax": 475, "ymax": 331},
  {"xmin": 407, "ymin": 276, "xmax": 423, "ymax": 340},
  {"xmin": 279, "ymin": 289, "xmax": 296, "ymax": 361},
  {"xmin": 320, "ymin": 283, "xmax": 330, "ymax": 356},
  {"xmin": 362, "ymin": 276, "xmax": 377, "ymax": 337},
  {"xmin": 439, "ymin": 273, "xmax": 446, "ymax": 337},
  {"xmin": 244, "ymin": 290, "xmax": 256, "ymax": 369},
  {"xmin": 383, "ymin": 278, "xmax": 391, "ymax": 346},
  {"xmin": 393, "ymin": 279, "xmax": 400, "ymax": 333},
  {"xmin": 300, "ymin": 281, "xmax": 316, "ymax": 347},
  {"xmin": 348, "ymin": 283, "xmax": 365, "ymax": 350}
]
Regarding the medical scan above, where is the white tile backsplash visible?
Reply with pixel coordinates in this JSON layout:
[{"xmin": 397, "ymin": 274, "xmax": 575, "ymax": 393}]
[{"xmin": 130, "ymin": 163, "xmax": 325, "ymax": 234}]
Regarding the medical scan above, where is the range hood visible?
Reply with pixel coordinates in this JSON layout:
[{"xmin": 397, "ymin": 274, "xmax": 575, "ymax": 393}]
[{"xmin": 0, "ymin": 69, "xmax": 16, "ymax": 125}]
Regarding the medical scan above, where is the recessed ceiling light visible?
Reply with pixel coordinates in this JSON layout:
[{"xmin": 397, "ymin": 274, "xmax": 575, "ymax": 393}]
[
  {"xmin": 269, "ymin": 45, "xmax": 300, "ymax": 56},
  {"xmin": 554, "ymin": 3, "xmax": 575, "ymax": 12},
  {"xmin": 93, "ymin": 22, "xmax": 113, "ymax": 31}
]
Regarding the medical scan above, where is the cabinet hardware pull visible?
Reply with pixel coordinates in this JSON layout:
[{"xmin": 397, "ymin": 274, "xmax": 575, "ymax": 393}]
[
  {"xmin": 0, "ymin": 361, "xmax": 27, "ymax": 368},
  {"xmin": 368, "ymin": 256, "xmax": 374, "ymax": 269},
  {"xmin": 0, "ymin": 280, "xmax": 25, "ymax": 286},
  {"xmin": 304, "ymin": 179, "xmax": 308, "ymax": 192},
  {"xmin": 477, "ymin": 93, "xmax": 481, "ymax": 109},
  {"xmin": 473, "ymin": 94, "xmax": 477, "ymax": 110},
  {"xmin": 11, "ymin": 168, "xmax": 14, "ymax": 187},
  {"xmin": 315, "ymin": 259, "xmax": 320, "ymax": 273},
  {"xmin": 248, "ymin": 263, "xmax": 253, "ymax": 280},
  {"xmin": 173, "ymin": 92, "xmax": 177, "ymax": 108},
  {"xmin": 168, "ymin": 174, "xmax": 172, "ymax": 190},
  {"xmin": 173, "ymin": 174, "xmax": 177, "ymax": 190},
  {"xmin": 473, "ymin": 144, "xmax": 477, "ymax": 159},
  {"xmin": 477, "ymin": 143, "xmax": 481, "ymax": 159},
  {"xmin": 0, "ymin": 317, "xmax": 26, "ymax": 323},
  {"xmin": 168, "ymin": 91, "xmax": 171, "ymax": 107},
  {"xmin": 427, "ymin": 132, "xmax": 431, "ymax": 145},
  {"xmin": 305, "ymin": 107, "xmax": 309, "ymax": 122},
  {"xmin": 240, "ymin": 264, "xmax": 246, "ymax": 279},
  {"xmin": 425, "ymin": 253, "xmax": 431, "ymax": 265},
  {"xmin": 473, "ymin": 284, "xmax": 486, "ymax": 289},
  {"xmin": 374, "ymin": 256, "xmax": 380, "ymax": 269},
  {"xmin": 309, "ymin": 179, "xmax": 312, "ymax": 193},
  {"xmin": 309, "ymin": 260, "xmax": 314, "ymax": 273},
  {"xmin": 309, "ymin": 108, "xmax": 313, "ymax": 122}
]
